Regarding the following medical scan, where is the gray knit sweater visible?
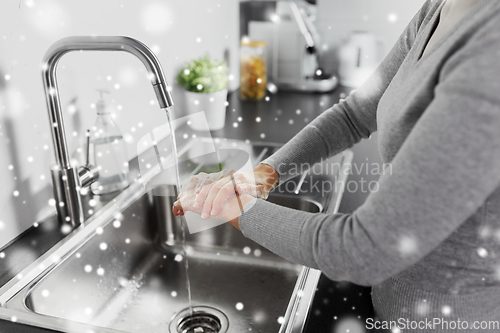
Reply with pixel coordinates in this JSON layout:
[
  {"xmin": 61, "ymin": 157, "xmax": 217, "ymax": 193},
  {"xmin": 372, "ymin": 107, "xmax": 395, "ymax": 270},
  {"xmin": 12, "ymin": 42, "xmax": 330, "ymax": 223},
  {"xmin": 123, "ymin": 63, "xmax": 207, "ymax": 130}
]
[{"xmin": 239, "ymin": 0, "xmax": 500, "ymax": 330}]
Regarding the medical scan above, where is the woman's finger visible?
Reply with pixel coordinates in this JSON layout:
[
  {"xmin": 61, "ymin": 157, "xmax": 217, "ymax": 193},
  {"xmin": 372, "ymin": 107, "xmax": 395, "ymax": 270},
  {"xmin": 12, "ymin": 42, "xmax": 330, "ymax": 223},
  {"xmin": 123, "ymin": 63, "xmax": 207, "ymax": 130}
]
[
  {"xmin": 194, "ymin": 172, "xmax": 208, "ymax": 194},
  {"xmin": 194, "ymin": 179, "xmax": 216, "ymax": 210},
  {"xmin": 202, "ymin": 176, "xmax": 233, "ymax": 219},
  {"xmin": 210, "ymin": 181, "xmax": 238, "ymax": 217},
  {"xmin": 172, "ymin": 200, "xmax": 185, "ymax": 216}
]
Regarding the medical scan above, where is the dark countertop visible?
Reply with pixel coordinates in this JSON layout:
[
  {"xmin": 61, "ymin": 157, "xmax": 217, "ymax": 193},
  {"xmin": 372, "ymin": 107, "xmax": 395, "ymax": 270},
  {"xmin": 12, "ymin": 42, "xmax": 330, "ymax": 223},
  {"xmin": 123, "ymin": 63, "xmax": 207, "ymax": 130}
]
[{"xmin": 0, "ymin": 88, "xmax": 376, "ymax": 332}]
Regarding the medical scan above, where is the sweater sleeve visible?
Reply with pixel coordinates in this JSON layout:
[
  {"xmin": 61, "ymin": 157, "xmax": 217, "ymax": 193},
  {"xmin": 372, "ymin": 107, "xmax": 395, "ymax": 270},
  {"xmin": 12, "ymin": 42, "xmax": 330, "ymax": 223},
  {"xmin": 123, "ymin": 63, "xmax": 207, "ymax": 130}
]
[
  {"xmin": 240, "ymin": 24, "xmax": 500, "ymax": 286},
  {"xmin": 261, "ymin": 1, "xmax": 435, "ymax": 185}
]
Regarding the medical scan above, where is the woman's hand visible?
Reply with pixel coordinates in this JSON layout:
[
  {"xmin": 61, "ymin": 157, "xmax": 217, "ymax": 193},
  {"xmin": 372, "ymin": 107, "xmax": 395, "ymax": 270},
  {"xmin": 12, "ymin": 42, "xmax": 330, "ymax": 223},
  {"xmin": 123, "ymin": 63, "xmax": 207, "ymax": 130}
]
[{"xmin": 172, "ymin": 164, "xmax": 279, "ymax": 228}]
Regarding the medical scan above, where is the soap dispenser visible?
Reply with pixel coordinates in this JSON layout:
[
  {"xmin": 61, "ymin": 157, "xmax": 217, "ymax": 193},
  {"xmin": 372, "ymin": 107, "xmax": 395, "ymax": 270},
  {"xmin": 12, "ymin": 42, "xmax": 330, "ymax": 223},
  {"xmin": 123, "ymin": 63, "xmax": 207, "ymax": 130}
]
[{"xmin": 89, "ymin": 89, "xmax": 129, "ymax": 194}]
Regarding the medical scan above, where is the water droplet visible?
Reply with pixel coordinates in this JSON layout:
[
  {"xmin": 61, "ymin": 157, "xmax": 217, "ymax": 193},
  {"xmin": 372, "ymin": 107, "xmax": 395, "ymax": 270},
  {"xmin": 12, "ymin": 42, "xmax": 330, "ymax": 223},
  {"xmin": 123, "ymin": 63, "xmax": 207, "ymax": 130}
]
[
  {"xmin": 88, "ymin": 199, "xmax": 97, "ymax": 207},
  {"xmin": 296, "ymin": 109, "xmax": 301, "ymax": 115},
  {"xmin": 11, "ymin": 316, "xmax": 17, "ymax": 322},
  {"xmin": 260, "ymin": 133, "xmax": 266, "ymax": 139},
  {"xmin": 174, "ymin": 254, "xmax": 183, "ymax": 262},
  {"xmin": 0, "ymin": 252, "xmax": 5, "ymax": 259},
  {"xmin": 84, "ymin": 265, "xmax": 92, "ymax": 273},
  {"xmin": 99, "ymin": 242, "xmax": 108, "ymax": 251},
  {"xmin": 96, "ymin": 227, "xmax": 103, "ymax": 235},
  {"xmin": 41, "ymin": 289, "xmax": 50, "ymax": 297},
  {"xmin": 288, "ymin": 119, "xmax": 294, "ymax": 125},
  {"xmin": 125, "ymin": 238, "xmax": 131, "ymax": 244},
  {"xmin": 254, "ymin": 249, "xmax": 262, "ymax": 257},
  {"xmin": 235, "ymin": 302, "xmax": 244, "ymax": 311},
  {"xmin": 243, "ymin": 247, "xmax": 251, "ymax": 255},
  {"xmin": 277, "ymin": 316, "xmax": 285, "ymax": 324},
  {"xmin": 13, "ymin": 190, "xmax": 19, "ymax": 197},
  {"xmin": 96, "ymin": 267, "xmax": 105, "ymax": 276},
  {"xmin": 84, "ymin": 307, "xmax": 93, "ymax": 315},
  {"xmin": 171, "ymin": 291, "xmax": 177, "ymax": 297},
  {"xmin": 255, "ymin": 117, "xmax": 261, "ymax": 123},
  {"xmin": 113, "ymin": 220, "xmax": 121, "ymax": 228},
  {"xmin": 233, "ymin": 122, "xmax": 238, "ymax": 128}
]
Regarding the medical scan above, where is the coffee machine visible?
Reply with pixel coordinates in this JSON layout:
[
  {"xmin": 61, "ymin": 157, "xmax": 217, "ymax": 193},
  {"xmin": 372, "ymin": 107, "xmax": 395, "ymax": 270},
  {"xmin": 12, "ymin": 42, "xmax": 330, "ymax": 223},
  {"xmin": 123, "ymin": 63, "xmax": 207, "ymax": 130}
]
[{"xmin": 241, "ymin": 1, "xmax": 338, "ymax": 93}]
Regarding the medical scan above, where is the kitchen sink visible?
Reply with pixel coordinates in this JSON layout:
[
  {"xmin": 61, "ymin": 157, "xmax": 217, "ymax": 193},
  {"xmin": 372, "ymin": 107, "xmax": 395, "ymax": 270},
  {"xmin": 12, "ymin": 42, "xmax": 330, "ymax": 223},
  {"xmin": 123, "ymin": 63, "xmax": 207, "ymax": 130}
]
[
  {"xmin": 26, "ymin": 192, "xmax": 317, "ymax": 333},
  {"xmin": 0, "ymin": 141, "xmax": 352, "ymax": 333}
]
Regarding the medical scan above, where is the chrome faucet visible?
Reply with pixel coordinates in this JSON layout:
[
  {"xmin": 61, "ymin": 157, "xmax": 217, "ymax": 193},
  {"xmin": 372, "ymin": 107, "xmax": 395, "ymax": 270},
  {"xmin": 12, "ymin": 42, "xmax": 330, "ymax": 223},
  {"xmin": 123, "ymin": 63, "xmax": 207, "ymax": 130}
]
[{"xmin": 42, "ymin": 36, "xmax": 174, "ymax": 227}]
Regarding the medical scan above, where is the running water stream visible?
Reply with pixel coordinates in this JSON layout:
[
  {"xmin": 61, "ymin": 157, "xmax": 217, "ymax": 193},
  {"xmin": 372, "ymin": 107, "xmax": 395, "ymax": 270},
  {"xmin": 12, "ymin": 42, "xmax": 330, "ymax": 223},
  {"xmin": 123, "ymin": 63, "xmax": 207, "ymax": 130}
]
[{"xmin": 163, "ymin": 107, "xmax": 193, "ymax": 315}]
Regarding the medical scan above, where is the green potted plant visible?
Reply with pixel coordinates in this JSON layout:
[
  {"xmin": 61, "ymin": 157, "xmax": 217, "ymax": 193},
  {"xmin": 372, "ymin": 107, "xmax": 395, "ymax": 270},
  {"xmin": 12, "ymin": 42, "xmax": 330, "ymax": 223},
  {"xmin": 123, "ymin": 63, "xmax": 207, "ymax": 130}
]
[{"xmin": 177, "ymin": 55, "xmax": 229, "ymax": 131}]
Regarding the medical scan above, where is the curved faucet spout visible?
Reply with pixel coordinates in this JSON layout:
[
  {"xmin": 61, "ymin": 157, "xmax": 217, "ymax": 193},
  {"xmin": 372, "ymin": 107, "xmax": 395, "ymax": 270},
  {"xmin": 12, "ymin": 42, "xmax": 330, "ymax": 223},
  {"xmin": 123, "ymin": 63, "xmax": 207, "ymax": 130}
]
[
  {"xmin": 41, "ymin": 36, "xmax": 175, "ymax": 225},
  {"xmin": 42, "ymin": 35, "xmax": 174, "ymax": 169}
]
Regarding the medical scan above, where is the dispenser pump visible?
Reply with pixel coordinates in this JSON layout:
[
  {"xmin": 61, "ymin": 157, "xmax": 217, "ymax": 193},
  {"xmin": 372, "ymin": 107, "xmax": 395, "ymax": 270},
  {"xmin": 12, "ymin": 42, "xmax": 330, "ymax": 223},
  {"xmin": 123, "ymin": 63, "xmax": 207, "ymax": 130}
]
[{"xmin": 96, "ymin": 88, "xmax": 111, "ymax": 114}]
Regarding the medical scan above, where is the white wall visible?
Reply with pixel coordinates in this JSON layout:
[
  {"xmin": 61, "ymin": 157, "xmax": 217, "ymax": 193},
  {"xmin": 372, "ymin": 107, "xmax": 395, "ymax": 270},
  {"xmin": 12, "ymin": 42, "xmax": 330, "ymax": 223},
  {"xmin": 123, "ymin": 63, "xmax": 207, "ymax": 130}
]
[
  {"xmin": 316, "ymin": 0, "xmax": 425, "ymax": 73},
  {"xmin": 0, "ymin": 0, "xmax": 239, "ymax": 247}
]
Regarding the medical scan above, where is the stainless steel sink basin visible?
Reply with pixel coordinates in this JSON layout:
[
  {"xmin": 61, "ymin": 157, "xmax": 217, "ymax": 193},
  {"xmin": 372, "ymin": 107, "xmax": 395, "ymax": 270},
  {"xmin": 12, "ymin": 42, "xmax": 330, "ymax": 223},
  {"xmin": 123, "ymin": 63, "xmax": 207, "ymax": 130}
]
[
  {"xmin": 0, "ymin": 142, "xmax": 352, "ymax": 333},
  {"xmin": 26, "ymin": 192, "xmax": 317, "ymax": 333}
]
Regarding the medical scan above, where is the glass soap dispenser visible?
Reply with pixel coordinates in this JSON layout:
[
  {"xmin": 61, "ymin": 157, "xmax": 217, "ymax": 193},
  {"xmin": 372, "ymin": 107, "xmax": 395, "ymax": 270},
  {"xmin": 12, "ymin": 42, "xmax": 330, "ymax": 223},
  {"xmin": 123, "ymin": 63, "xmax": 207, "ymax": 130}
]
[{"xmin": 89, "ymin": 89, "xmax": 129, "ymax": 194}]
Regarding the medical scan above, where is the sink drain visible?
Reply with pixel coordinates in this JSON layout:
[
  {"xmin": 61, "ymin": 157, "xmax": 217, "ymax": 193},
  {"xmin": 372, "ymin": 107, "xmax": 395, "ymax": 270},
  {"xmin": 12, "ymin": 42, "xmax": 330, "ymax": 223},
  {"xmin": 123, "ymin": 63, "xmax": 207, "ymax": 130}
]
[{"xmin": 169, "ymin": 306, "xmax": 229, "ymax": 333}]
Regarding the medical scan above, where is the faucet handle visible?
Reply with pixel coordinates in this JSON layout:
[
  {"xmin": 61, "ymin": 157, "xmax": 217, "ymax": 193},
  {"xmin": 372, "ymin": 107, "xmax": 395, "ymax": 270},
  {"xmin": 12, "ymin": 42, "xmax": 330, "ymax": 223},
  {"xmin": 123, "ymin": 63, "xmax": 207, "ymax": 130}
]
[
  {"xmin": 85, "ymin": 129, "xmax": 90, "ymax": 167},
  {"xmin": 79, "ymin": 130, "xmax": 99, "ymax": 188}
]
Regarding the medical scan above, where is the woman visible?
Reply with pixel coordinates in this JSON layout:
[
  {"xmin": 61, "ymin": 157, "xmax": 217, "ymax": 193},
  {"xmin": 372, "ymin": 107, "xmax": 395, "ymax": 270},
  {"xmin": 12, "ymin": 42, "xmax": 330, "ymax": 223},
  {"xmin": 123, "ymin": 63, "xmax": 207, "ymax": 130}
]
[{"xmin": 174, "ymin": 0, "xmax": 500, "ymax": 330}]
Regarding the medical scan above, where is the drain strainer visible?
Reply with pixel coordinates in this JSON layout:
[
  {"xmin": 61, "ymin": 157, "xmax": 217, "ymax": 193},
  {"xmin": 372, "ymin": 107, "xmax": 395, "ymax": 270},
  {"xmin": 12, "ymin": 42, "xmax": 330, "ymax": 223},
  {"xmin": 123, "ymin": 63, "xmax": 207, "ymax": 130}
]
[{"xmin": 169, "ymin": 306, "xmax": 229, "ymax": 333}]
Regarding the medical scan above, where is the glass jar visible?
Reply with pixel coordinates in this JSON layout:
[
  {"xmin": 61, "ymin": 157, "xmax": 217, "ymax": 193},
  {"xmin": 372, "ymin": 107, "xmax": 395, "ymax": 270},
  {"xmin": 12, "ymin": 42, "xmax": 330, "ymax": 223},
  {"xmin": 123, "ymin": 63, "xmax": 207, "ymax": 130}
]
[{"xmin": 240, "ymin": 39, "xmax": 267, "ymax": 101}]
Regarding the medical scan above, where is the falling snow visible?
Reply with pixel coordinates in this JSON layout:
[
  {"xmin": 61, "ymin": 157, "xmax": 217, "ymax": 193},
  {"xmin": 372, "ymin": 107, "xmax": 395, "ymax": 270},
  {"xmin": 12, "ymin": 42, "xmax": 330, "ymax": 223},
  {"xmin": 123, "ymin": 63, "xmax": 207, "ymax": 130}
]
[
  {"xmin": 96, "ymin": 267, "xmax": 105, "ymax": 276},
  {"xmin": 477, "ymin": 247, "xmax": 488, "ymax": 258},
  {"xmin": 442, "ymin": 305, "xmax": 452, "ymax": 316}
]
